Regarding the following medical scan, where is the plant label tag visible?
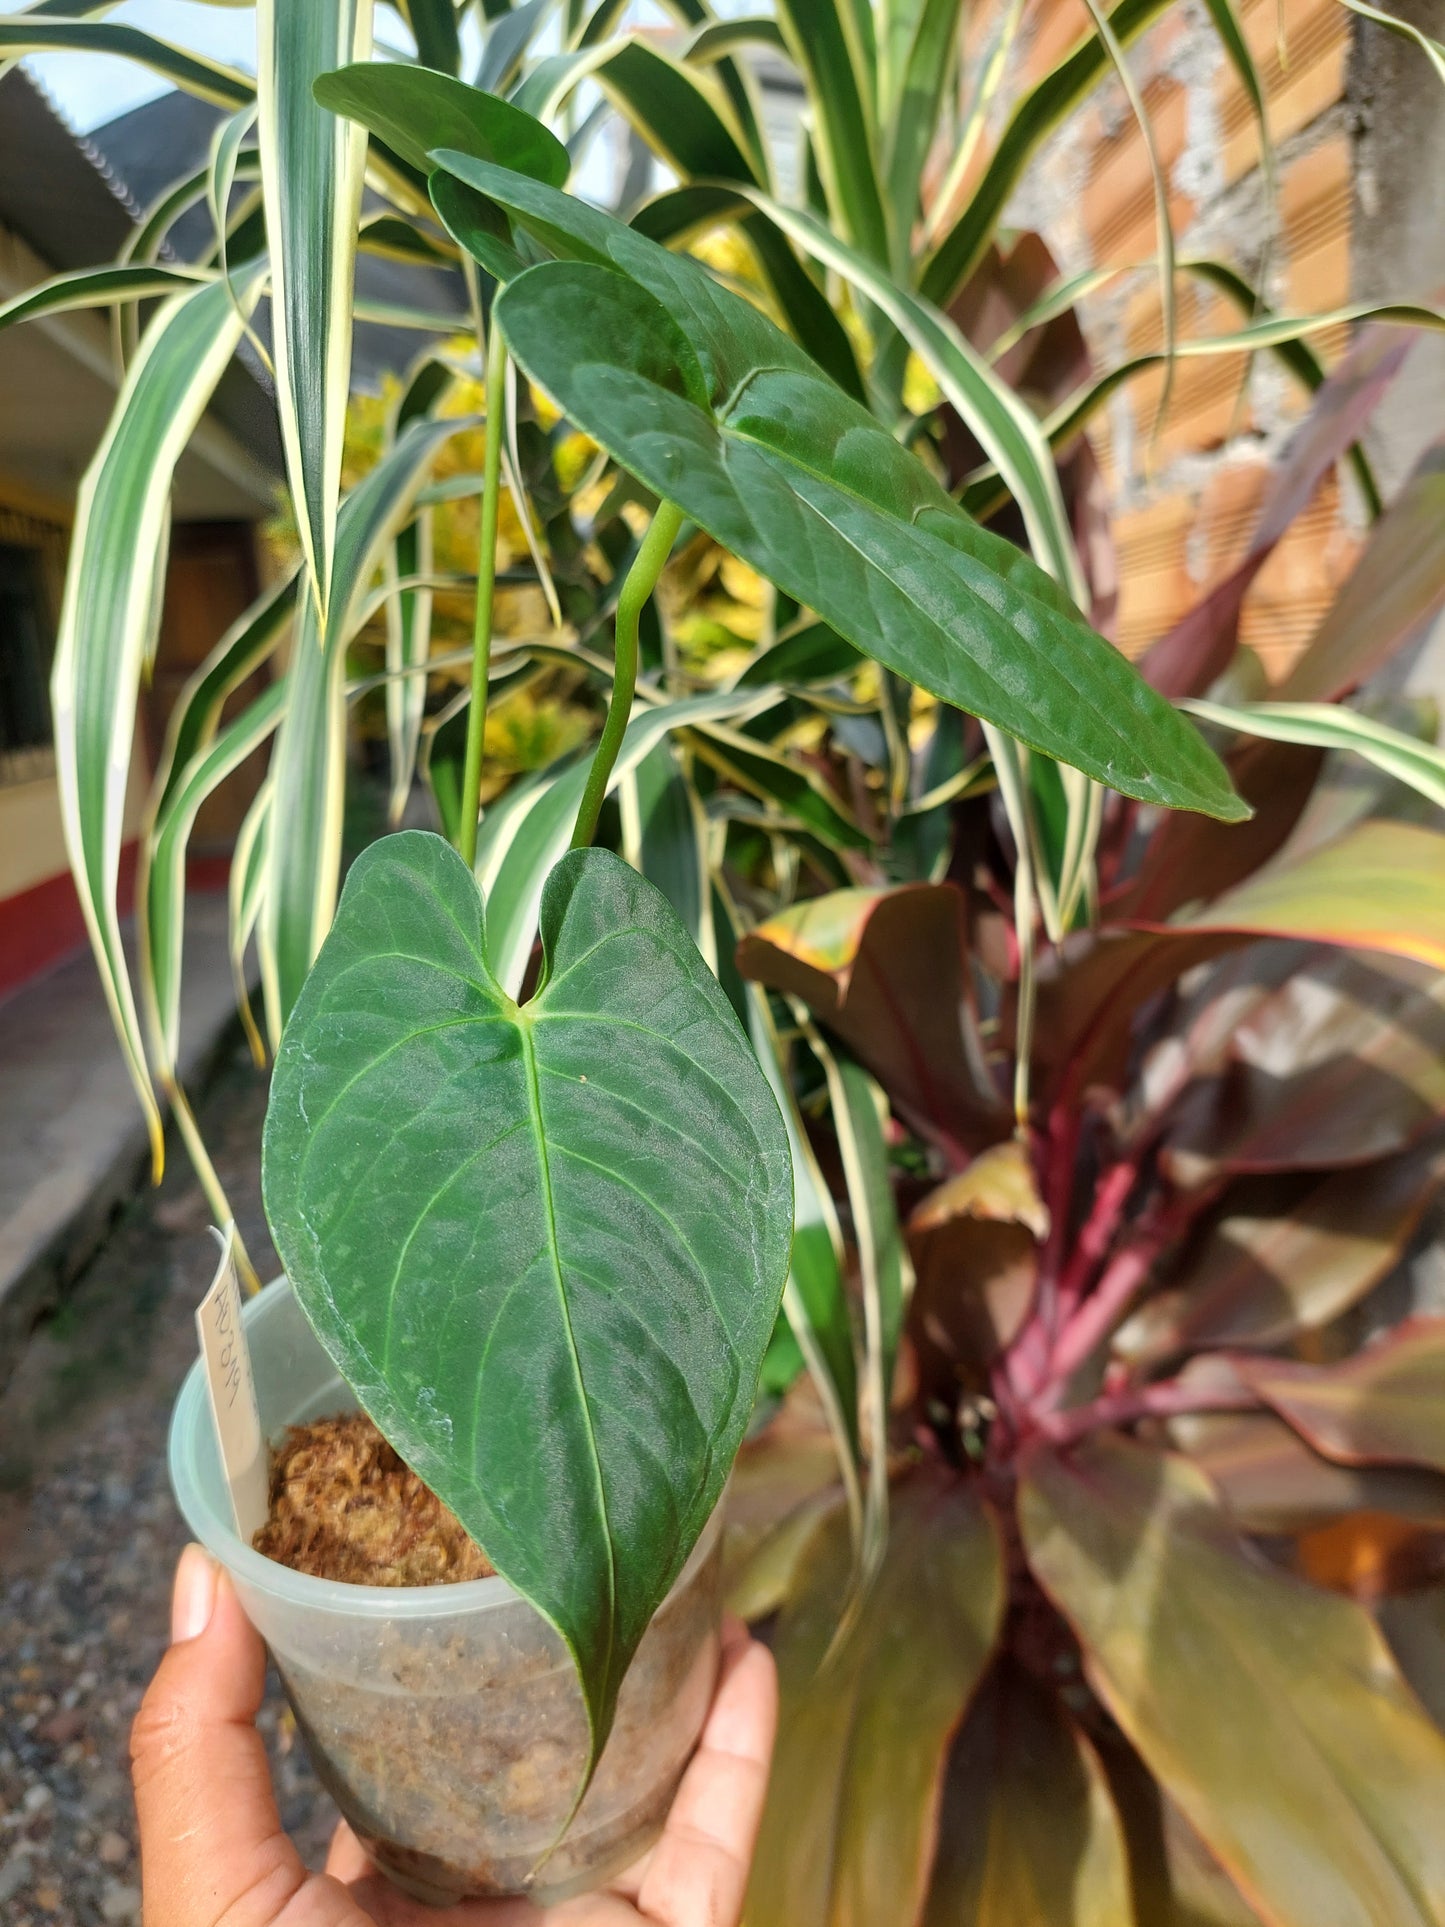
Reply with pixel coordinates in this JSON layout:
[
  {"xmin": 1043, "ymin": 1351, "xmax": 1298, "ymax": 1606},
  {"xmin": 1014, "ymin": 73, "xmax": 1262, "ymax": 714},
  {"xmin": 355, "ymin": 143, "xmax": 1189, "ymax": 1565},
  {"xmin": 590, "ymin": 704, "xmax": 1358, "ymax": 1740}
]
[{"xmin": 195, "ymin": 1224, "xmax": 268, "ymax": 1543}]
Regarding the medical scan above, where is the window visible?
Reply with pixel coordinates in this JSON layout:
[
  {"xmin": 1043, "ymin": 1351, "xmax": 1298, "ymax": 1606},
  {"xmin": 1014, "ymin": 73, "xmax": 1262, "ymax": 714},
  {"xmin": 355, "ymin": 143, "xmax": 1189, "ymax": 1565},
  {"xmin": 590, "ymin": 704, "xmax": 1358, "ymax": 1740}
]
[{"xmin": 0, "ymin": 534, "xmax": 58, "ymax": 786}]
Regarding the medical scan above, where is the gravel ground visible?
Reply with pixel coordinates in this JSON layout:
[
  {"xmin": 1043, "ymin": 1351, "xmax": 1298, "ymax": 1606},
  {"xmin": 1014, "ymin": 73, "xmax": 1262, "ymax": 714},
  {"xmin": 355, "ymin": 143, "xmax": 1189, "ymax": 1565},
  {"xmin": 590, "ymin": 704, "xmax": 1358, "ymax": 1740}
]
[{"xmin": 0, "ymin": 1044, "xmax": 337, "ymax": 1926}]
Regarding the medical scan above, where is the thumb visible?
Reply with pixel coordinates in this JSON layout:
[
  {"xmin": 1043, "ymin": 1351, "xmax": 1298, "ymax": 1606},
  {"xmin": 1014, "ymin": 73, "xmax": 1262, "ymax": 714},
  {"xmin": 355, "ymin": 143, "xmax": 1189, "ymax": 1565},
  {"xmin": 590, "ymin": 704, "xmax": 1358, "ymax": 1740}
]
[{"xmin": 132, "ymin": 1544, "xmax": 309, "ymax": 1926}]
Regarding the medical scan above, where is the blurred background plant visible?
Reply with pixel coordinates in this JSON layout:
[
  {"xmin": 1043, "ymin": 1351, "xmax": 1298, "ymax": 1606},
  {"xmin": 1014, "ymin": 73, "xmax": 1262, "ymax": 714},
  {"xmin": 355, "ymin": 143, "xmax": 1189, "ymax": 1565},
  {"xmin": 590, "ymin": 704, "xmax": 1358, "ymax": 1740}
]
[{"xmin": 8, "ymin": 0, "xmax": 1445, "ymax": 1917}]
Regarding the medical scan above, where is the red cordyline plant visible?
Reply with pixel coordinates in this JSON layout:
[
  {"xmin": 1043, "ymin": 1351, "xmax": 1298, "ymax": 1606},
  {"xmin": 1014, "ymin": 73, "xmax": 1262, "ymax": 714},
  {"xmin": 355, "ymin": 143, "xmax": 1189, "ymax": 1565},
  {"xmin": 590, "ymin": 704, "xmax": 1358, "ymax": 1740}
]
[{"xmin": 725, "ymin": 333, "xmax": 1445, "ymax": 1927}]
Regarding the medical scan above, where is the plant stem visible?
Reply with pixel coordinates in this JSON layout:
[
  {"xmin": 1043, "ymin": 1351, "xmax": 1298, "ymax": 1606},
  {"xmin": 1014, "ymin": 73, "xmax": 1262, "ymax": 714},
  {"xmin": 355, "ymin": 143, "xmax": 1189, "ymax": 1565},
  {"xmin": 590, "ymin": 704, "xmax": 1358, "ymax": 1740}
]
[
  {"xmin": 1038, "ymin": 1377, "xmax": 1260, "ymax": 1448},
  {"xmin": 1040, "ymin": 1190, "xmax": 1204, "ymax": 1401},
  {"xmin": 570, "ymin": 499, "xmax": 684, "ymax": 851},
  {"xmin": 457, "ymin": 317, "xmax": 508, "ymax": 872}
]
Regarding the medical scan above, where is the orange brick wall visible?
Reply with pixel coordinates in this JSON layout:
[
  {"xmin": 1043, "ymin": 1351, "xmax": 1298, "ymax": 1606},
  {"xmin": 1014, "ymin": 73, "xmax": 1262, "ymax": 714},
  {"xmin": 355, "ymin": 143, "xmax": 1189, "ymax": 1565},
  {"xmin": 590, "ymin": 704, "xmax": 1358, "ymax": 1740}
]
[{"xmin": 989, "ymin": 0, "xmax": 1364, "ymax": 680}]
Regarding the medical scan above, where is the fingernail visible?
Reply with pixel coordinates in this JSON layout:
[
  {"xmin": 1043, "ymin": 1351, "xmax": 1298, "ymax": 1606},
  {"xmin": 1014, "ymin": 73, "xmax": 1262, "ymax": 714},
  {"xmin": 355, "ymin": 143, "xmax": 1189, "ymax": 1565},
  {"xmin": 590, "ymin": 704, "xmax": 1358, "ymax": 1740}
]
[{"xmin": 171, "ymin": 1543, "xmax": 219, "ymax": 1645}]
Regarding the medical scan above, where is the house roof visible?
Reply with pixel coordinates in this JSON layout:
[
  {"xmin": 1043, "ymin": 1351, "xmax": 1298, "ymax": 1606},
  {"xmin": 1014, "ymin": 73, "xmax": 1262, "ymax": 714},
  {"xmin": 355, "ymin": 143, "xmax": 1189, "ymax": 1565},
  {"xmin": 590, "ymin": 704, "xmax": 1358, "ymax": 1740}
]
[
  {"xmin": 0, "ymin": 66, "xmax": 281, "ymax": 517},
  {"xmin": 0, "ymin": 64, "xmax": 468, "ymax": 521},
  {"xmin": 90, "ymin": 84, "xmax": 469, "ymax": 393}
]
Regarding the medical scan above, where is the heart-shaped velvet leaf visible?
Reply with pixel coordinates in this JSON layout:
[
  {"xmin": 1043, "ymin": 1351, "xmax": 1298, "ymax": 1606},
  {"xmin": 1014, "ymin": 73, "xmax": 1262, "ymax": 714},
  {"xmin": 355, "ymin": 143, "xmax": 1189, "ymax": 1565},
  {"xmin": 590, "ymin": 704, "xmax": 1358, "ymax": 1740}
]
[{"xmin": 262, "ymin": 831, "xmax": 793, "ymax": 1761}]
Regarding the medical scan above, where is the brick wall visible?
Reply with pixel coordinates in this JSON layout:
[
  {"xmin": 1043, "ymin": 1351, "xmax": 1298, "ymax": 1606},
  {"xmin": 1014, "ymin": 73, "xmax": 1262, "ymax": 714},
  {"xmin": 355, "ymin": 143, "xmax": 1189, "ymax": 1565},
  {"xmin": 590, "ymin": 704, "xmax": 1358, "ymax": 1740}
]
[{"xmin": 994, "ymin": 0, "xmax": 1442, "ymax": 679}]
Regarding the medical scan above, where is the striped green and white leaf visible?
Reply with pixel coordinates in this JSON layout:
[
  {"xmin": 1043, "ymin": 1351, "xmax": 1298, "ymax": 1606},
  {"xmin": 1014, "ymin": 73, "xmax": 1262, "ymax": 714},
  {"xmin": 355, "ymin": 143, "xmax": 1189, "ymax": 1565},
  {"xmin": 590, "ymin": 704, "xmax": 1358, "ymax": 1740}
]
[
  {"xmin": 1341, "ymin": 0, "xmax": 1445, "ymax": 85},
  {"xmin": 256, "ymin": 0, "xmax": 374, "ymax": 620},
  {"xmin": 475, "ymin": 687, "xmax": 771, "ymax": 995},
  {"xmin": 0, "ymin": 17, "xmax": 254, "ymax": 108},
  {"xmin": 229, "ymin": 778, "xmax": 273, "ymax": 1068},
  {"xmin": 773, "ymin": 0, "xmax": 889, "ymax": 264},
  {"xmin": 143, "ymin": 682, "xmax": 287, "ymax": 1075},
  {"xmin": 920, "ymin": 0, "xmax": 1176, "ymax": 305},
  {"xmin": 738, "ymin": 969, "xmax": 863, "ymax": 1534},
  {"xmin": 148, "ymin": 572, "xmax": 297, "ymax": 844},
  {"xmin": 381, "ymin": 357, "xmax": 453, "ymax": 826},
  {"xmin": 804, "ymin": 1025, "xmax": 911, "ymax": 1568},
  {"xmin": 50, "ymin": 268, "xmax": 263, "ymax": 1177},
  {"xmin": 259, "ymin": 411, "xmax": 467, "ymax": 1043},
  {"xmin": 0, "ymin": 265, "xmax": 212, "ymax": 333},
  {"xmin": 1184, "ymin": 699, "xmax": 1445, "ymax": 814},
  {"xmin": 618, "ymin": 738, "xmax": 713, "ymax": 963}
]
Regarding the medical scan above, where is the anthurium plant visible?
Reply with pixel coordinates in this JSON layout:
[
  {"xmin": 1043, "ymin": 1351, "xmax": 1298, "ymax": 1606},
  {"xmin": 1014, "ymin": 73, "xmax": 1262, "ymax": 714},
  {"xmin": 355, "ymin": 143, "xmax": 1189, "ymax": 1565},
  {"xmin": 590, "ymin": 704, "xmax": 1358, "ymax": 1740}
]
[
  {"xmin": 728, "ymin": 359, "xmax": 1445, "ymax": 1922},
  {"xmin": 258, "ymin": 68, "xmax": 1242, "ymax": 1762}
]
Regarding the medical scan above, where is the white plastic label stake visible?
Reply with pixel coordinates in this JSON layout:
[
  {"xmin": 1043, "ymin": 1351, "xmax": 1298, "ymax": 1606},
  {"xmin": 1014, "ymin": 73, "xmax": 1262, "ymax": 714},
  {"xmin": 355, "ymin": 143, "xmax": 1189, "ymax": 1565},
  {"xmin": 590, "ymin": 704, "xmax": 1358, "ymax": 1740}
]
[{"xmin": 195, "ymin": 1223, "xmax": 269, "ymax": 1542}]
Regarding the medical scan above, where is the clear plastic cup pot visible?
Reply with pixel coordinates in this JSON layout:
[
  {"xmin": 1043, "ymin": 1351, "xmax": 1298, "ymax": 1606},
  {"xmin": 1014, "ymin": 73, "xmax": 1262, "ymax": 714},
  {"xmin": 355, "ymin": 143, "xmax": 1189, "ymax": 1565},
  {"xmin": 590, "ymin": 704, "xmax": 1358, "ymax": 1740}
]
[{"xmin": 168, "ymin": 1276, "xmax": 724, "ymax": 1904}]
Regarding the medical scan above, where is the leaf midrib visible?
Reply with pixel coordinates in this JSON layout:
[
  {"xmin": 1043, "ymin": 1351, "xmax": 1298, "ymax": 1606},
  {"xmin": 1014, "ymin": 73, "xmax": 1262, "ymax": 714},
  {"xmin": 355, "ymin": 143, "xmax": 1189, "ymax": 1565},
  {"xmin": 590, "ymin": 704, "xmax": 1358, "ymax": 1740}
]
[{"xmin": 515, "ymin": 1008, "xmax": 617, "ymax": 1707}]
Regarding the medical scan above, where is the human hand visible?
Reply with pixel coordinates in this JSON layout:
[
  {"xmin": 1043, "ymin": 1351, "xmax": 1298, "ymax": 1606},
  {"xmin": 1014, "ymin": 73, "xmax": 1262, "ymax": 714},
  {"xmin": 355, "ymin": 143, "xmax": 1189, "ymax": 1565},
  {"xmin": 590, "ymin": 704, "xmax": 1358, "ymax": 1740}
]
[{"xmin": 132, "ymin": 1544, "xmax": 778, "ymax": 1926}]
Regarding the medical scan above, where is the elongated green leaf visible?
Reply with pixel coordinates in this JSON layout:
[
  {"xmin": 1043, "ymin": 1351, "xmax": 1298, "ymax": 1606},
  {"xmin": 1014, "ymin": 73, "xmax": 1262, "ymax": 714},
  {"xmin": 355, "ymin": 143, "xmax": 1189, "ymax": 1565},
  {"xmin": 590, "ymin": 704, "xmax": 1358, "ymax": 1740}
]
[
  {"xmin": 1021, "ymin": 1433, "xmax": 1445, "ymax": 1927},
  {"xmin": 1116, "ymin": 1135, "xmax": 1445, "ymax": 1364},
  {"xmin": 742, "ymin": 987, "xmax": 861, "ymax": 1503},
  {"xmin": 50, "ymin": 271, "xmax": 260, "ymax": 1174},
  {"xmin": 381, "ymin": 357, "xmax": 453, "ymax": 828},
  {"xmin": 688, "ymin": 719, "xmax": 869, "ymax": 852},
  {"xmin": 430, "ymin": 157, "xmax": 1241, "ymax": 817},
  {"xmin": 0, "ymin": 18, "xmax": 253, "ymax": 106},
  {"xmin": 585, "ymin": 35, "xmax": 763, "ymax": 184},
  {"xmin": 475, "ymin": 688, "xmax": 765, "ymax": 996},
  {"xmin": 1238, "ymin": 1320, "xmax": 1445, "ymax": 1475},
  {"xmin": 144, "ymin": 683, "xmax": 286, "ymax": 1070},
  {"xmin": 685, "ymin": 15, "xmax": 789, "ymax": 62},
  {"xmin": 688, "ymin": 187, "xmax": 1086, "ymax": 597},
  {"xmin": 733, "ymin": 620, "xmax": 863, "ymax": 689},
  {"xmin": 229, "ymin": 777, "xmax": 272, "ymax": 1066},
  {"xmin": 920, "ymin": 0, "xmax": 1172, "ymax": 306},
  {"xmin": 1186, "ymin": 698, "xmax": 1445, "ymax": 815},
  {"xmin": 740, "ymin": 982, "xmax": 861, "ymax": 1505},
  {"xmin": 383, "ymin": 515, "xmax": 434, "ymax": 828},
  {"xmin": 122, "ymin": 148, "xmax": 262, "ymax": 270},
  {"xmin": 881, "ymin": 0, "xmax": 962, "ymax": 243},
  {"xmin": 257, "ymin": 0, "xmax": 373, "ymax": 617},
  {"xmin": 314, "ymin": 61, "xmax": 570, "ymax": 183},
  {"xmin": 358, "ymin": 211, "xmax": 459, "ymax": 267},
  {"xmin": 924, "ymin": 1660, "xmax": 1132, "ymax": 1927},
  {"xmin": 1027, "ymin": 306, "xmax": 1445, "ymax": 474},
  {"xmin": 151, "ymin": 573, "xmax": 297, "ymax": 823},
  {"xmin": 772, "ymin": 0, "xmax": 889, "ymax": 264},
  {"xmin": 0, "ymin": 264, "xmax": 210, "ymax": 332},
  {"xmin": 618, "ymin": 738, "xmax": 710, "ymax": 957},
  {"xmin": 1341, "ymin": 0, "xmax": 1445, "ymax": 83},
  {"xmin": 480, "ymin": 0, "xmax": 557, "ymax": 94},
  {"xmin": 1186, "ymin": 257, "xmax": 1382, "ymax": 517},
  {"xmin": 746, "ymin": 1469, "xmax": 1004, "ymax": 1927},
  {"xmin": 262, "ymin": 833, "xmax": 793, "ymax": 1761},
  {"xmin": 400, "ymin": 0, "xmax": 462, "ymax": 72},
  {"xmin": 810, "ymin": 1038, "xmax": 910, "ymax": 1562},
  {"xmin": 260, "ymin": 412, "xmax": 464, "ymax": 1040}
]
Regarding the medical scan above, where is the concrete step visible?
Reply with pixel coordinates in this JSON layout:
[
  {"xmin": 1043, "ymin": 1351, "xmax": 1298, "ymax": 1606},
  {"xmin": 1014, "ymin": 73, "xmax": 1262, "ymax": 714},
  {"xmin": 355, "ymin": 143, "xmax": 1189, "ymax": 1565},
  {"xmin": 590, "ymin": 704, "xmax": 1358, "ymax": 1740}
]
[{"xmin": 0, "ymin": 895, "xmax": 248, "ymax": 1387}]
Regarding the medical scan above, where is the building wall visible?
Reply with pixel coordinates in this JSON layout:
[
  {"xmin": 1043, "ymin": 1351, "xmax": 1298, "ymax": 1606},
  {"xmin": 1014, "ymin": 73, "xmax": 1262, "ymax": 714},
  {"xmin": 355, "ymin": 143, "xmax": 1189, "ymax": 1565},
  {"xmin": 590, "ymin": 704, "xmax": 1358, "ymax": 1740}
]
[
  {"xmin": 996, "ymin": 0, "xmax": 1445, "ymax": 678},
  {"xmin": 0, "ymin": 473, "xmax": 265, "ymax": 997}
]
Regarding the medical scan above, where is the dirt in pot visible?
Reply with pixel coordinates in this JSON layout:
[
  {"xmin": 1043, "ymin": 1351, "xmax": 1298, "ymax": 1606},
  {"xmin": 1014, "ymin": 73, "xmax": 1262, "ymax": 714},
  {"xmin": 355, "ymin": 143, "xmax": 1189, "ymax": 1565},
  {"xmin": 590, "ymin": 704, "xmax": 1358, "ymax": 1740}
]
[{"xmin": 253, "ymin": 1411, "xmax": 495, "ymax": 1587}]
